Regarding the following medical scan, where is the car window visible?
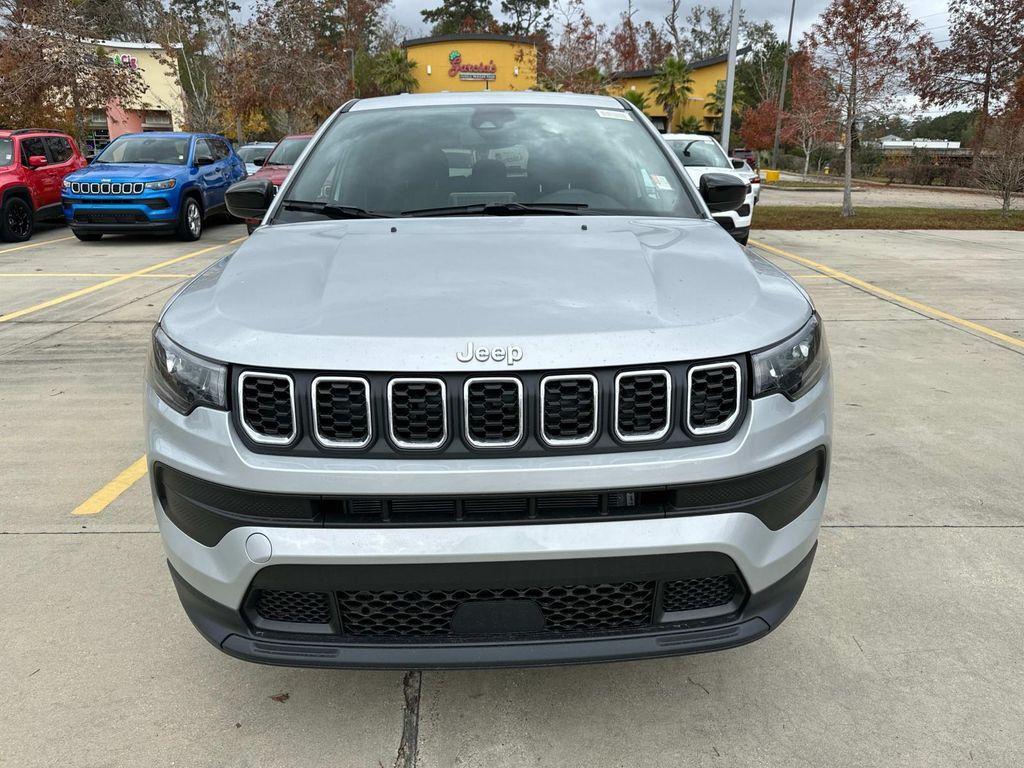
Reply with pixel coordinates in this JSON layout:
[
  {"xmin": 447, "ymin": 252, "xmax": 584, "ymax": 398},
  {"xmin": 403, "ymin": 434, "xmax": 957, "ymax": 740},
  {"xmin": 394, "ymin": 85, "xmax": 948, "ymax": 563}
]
[
  {"xmin": 20, "ymin": 137, "xmax": 47, "ymax": 164},
  {"xmin": 277, "ymin": 105, "xmax": 699, "ymax": 219},
  {"xmin": 94, "ymin": 136, "xmax": 189, "ymax": 165},
  {"xmin": 45, "ymin": 136, "xmax": 73, "ymax": 163},
  {"xmin": 669, "ymin": 139, "xmax": 732, "ymax": 169},
  {"xmin": 266, "ymin": 137, "xmax": 311, "ymax": 166},
  {"xmin": 194, "ymin": 138, "xmax": 214, "ymax": 163},
  {"xmin": 0, "ymin": 139, "xmax": 13, "ymax": 167},
  {"xmin": 211, "ymin": 139, "xmax": 230, "ymax": 160},
  {"xmin": 238, "ymin": 145, "xmax": 272, "ymax": 163}
]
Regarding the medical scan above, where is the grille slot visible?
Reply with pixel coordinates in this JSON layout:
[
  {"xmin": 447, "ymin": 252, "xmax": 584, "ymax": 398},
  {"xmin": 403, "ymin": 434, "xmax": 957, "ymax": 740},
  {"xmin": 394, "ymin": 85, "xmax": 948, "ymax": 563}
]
[
  {"xmin": 254, "ymin": 589, "xmax": 331, "ymax": 624},
  {"xmin": 614, "ymin": 369, "xmax": 671, "ymax": 442},
  {"xmin": 687, "ymin": 362, "xmax": 741, "ymax": 435},
  {"xmin": 312, "ymin": 376, "xmax": 371, "ymax": 448},
  {"xmin": 662, "ymin": 574, "xmax": 740, "ymax": 613},
  {"xmin": 336, "ymin": 580, "xmax": 656, "ymax": 638},
  {"xmin": 464, "ymin": 377, "xmax": 523, "ymax": 448},
  {"xmin": 540, "ymin": 374, "xmax": 598, "ymax": 446},
  {"xmin": 238, "ymin": 372, "xmax": 296, "ymax": 445},
  {"xmin": 387, "ymin": 378, "xmax": 447, "ymax": 449}
]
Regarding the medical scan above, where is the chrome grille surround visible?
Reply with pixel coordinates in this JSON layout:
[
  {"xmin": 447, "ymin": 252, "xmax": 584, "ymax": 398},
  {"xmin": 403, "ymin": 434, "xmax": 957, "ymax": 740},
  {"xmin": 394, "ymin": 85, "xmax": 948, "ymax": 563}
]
[
  {"xmin": 613, "ymin": 368, "xmax": 672, "ymax": 443},
  {"xmin": 237, "ymin": 371, "xmax": 297, "ymax": 446},
  {"xmin": 686, "ymin": 361, "xmax": 742, "ymax": 436},
  {"xmin": 386, "ymin": 377, "xmax": 448, "ymax": 450},
  {"xmin": 463, "ymin": 376, "xmax": 524, "ymax": 449},
  {"xmin": 539, "ymin": 373, "xmax": 599, "ymax": 447},
  {"xmin": 311, "ymin": 376, "xmax": 372, "ymax": 449}
]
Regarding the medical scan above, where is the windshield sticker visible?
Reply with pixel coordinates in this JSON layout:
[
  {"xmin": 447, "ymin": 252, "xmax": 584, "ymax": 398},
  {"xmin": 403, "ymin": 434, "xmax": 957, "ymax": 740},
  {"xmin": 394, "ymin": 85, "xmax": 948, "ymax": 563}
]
[
  {"xmin": 596, "ymin": 109, "xmax": 633, "ymax": 121},
  {"xmin": 651, "ymin": 174, "xmax": 673, "ymax": 191}
]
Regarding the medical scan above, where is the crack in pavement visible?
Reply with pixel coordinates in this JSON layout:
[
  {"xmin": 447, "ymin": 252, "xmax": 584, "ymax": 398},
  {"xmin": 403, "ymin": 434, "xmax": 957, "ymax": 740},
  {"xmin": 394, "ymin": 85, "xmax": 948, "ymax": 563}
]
[{"xmin": 393, "ymin": 671, "xmax": 423, "ymax": 768}]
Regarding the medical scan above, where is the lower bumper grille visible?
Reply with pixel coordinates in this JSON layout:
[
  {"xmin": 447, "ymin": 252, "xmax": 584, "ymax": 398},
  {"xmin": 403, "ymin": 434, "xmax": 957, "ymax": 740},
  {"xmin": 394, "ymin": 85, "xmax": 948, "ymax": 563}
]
[{"xmin": 73, "ymin": 211, "xmax": 150, "ymax": 224}]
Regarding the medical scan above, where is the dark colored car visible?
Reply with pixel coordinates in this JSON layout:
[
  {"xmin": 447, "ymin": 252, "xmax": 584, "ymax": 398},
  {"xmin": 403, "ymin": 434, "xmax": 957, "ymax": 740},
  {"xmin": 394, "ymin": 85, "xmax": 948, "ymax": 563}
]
[
  {"xmin": 242, "ymin": 134, "xmax": 312, "ymax": 233},
  {"xmin": 0, "ymin": 128, "xmax": 87, "ymax": 241},
  {"xmin": 61, "ymin": 132, "xmax": 246, "ymax": 241}
]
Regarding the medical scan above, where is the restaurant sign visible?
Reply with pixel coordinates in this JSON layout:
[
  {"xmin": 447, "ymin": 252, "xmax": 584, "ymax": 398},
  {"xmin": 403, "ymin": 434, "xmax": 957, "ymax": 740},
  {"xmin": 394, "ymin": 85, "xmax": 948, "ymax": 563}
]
[{"xmin": 448, "ymin": 50, "xmax": 496, "ymax": 81}]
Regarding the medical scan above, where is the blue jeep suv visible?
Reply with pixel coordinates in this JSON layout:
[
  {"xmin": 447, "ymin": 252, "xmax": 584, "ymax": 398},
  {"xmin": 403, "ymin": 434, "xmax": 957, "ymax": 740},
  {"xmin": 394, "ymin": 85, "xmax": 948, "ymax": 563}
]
[{"xmin": 62, "ymin": 132, "xmax": 246, "ymax": 241}]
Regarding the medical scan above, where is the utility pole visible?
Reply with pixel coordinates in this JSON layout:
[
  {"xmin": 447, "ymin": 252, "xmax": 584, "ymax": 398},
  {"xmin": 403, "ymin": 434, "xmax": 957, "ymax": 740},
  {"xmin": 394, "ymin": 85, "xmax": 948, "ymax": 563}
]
[
  {"xmin": 771, "ymin": 0, "xmax": 797, "ymax": 170},
  {"xmin": 720, "ymin": 0, "xmax": 741, "ymax": 153},
  {"xmin": 344, "ymin": 48, "xmax": 356, "ymax": 97},
  {"xmin": 222, "ymin": 0, "xmax": 244, "ymax": 144}
]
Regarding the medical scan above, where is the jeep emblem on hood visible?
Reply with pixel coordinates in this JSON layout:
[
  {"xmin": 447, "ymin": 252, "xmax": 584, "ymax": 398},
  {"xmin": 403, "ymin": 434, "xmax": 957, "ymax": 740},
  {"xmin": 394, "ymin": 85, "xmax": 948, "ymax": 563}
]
[{"xmin": 457, "ymin": 342, "xmax": 523, "ymax": 366}]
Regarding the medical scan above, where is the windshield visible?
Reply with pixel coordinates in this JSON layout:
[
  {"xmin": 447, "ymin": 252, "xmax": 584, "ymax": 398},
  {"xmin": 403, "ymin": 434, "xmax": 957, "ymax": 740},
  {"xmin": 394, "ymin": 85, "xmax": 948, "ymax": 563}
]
[
  {"xmin": 237, "ymin": 145, "xmax": 272, "ymax": 163},
  {"xmin": 276, "ymin": 105, "xmax": 698, "ymax": 220},
  {"xmin": 266, "ymin": 137, "xmax": 310, "ymax": 166},
  {"xmin": 669, "ymin": 139, "xmax": 732, "ymax": 169},
  {"xmin": 94, "ymin": 136, "xmax": 190, "ymax": 165},
  {"xmin": 0, "ymin": 139, "xmax": 12, "ymax": 167}
]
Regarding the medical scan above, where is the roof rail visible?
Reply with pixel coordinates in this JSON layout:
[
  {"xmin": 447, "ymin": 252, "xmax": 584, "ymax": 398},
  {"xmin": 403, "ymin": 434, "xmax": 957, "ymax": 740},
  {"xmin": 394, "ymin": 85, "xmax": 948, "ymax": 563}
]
[{"xmin": 9, "ymin": 128, "xmax": 64, "ymax": 135}]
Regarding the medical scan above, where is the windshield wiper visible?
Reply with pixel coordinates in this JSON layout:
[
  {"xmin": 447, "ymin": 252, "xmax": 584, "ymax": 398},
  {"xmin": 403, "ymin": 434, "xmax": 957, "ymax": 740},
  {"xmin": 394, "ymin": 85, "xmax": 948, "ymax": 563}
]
[
  {"xmin": 282, "ymin": 201, "xmax": 390, "ymax": 219},
  {"xmin": 401, "ymin": 202, "xmax": 588, "ymax": 217}
]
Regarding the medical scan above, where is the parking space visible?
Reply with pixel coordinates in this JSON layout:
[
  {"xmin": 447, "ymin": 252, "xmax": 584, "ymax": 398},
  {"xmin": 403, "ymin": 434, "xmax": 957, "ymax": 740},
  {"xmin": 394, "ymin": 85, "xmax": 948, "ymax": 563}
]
[{"xmin": 2, "ymin": 226, "xmax": 1022, "ymax": 766}]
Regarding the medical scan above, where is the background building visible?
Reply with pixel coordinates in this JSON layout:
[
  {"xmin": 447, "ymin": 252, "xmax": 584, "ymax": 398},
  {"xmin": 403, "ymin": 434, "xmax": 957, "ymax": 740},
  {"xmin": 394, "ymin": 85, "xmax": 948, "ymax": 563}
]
[
  {"xmin": 609, "ymin": 51, "xmax": 749, "ymax": 133},
  {"xmin": 401, "ymin": 33, "xmax": 537, "ymax": 94},
  {"xmin": 82, "ymin": 39, "xmax": 186, "ymax": 153}
]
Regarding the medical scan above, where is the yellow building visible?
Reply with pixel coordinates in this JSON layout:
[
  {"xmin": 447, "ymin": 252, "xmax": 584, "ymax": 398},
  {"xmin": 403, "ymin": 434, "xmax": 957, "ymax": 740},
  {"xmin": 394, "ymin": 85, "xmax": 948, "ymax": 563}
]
[
  {"xmin": 608, "ymin": 49, "xmax": 749, "ymax": 133},
  {"xmin": 84, "ymin": 39, "xmax": 187, "ymax": 153},
  {"xmin": 402, "ymin": 33, "xmax": 537, "ymax": 93}
]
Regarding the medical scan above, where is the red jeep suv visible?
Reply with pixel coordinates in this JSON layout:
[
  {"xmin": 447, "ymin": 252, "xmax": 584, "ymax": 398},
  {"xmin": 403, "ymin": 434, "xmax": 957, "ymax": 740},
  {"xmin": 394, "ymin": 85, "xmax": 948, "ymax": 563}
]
[{"xmin": 1, "ymin": 128, "xmax": 87, "ymax": 242}]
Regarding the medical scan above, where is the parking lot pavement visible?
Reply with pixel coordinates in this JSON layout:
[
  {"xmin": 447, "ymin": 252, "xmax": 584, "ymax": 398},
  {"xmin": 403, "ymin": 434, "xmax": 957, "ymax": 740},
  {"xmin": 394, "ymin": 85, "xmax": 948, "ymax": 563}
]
[
  {"xmin": 2, "ymin": 226, "xmax": 1023, "ymax": 766},
  {"xmin": 759, "ymin": 182, "xmax": 1007, "ymax": 209}
]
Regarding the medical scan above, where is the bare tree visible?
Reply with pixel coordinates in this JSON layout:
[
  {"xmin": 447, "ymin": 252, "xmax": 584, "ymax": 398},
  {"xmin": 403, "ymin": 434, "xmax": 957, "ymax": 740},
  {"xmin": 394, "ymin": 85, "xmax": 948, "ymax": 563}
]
[
  {"xmin": 974, "ymin": 80, "xmax": 1024, "ymax": 214},
  {"xmin": 538, "ymin": 0, "xmax": 607, "ymax": 93}
]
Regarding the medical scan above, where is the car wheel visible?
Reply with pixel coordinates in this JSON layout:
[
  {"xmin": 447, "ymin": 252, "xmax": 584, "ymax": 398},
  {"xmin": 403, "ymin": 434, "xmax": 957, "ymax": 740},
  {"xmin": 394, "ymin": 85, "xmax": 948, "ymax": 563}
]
[
  {"xmin": 0, "ymin": 196, "xmax": 34, "ymax": 242},
  {"xmin": 176, "ymin": 197, "xmax": 203, "ymax": 241},
  {"xmin": 73, "ymin": 231, "xmax": 103, "ymax": 241}
]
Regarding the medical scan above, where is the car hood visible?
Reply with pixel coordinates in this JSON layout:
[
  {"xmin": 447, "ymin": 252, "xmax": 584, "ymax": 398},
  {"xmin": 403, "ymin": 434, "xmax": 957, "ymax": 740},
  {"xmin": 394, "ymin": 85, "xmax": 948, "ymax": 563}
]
[
  {"xmin": 70, "ymin": 163, "xmax": 185, "ymax": 181},
  {"xmin": 162, "ymin": 216, "xmax": 811, "ymax": 372},
  {"xmin": 251, "ymin": 165, "xmax": 292, "ymax": 184}
]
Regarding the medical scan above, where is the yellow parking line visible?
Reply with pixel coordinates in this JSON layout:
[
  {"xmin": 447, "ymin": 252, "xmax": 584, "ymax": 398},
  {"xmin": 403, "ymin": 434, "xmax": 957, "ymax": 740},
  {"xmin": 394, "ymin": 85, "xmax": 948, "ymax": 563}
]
[
  {"xmin": 72, "ymin": 455, "xmax": 148, "ymax": 516},
  {"xmin": 0, "ymin": 235, "xmax": 75, "ymax": 255},
  {"xmin": 0, "ymin": 272, "xmax": 195, "ymax": 278},
  {"xmin": 751, "ymin": 238, "xmax": 1024, "ymax": 351},
  {"xmin": 0, "ymin": 237, "xmax": 244, "ymax": 323}
]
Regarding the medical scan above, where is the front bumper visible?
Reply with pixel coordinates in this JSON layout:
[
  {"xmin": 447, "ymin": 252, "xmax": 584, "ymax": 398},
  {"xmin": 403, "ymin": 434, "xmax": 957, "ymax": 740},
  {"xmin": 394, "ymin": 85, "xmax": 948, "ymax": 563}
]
[
  {"xmin": 148, "ymin": 372, "xmax": 831, "ymax": 667},
  {"xmin": 62, "ymin": 193, "xmax": 177, "ymax": 233}
]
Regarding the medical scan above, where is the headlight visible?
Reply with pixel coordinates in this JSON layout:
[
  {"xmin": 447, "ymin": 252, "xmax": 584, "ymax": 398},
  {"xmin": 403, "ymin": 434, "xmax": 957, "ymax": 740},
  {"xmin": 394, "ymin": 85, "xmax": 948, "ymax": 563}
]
[
  {"xmin": 62, "ymin": 179, "xmax": 71, "ymax": 189},
  {"xmin": 148, "ymin": 327, "xmax": 227, "ymax": 414},
  {"xmin": 752, "ymin": 314, "xmax": 828, "ymax": 400},
  {"xmin": 145, "ymin": 179, "xmax": 176, "ymax": 190}
]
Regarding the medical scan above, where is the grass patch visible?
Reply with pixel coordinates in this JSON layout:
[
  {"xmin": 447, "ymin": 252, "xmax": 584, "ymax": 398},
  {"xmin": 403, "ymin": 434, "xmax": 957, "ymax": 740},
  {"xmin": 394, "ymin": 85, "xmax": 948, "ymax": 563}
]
[
  {"xmin": 764, "ymin": 179, "xmax": 844, "ymax": 189},
  {"xmin": 753, "ymin": 206, "xmax": 1024, "ymax": 230}
]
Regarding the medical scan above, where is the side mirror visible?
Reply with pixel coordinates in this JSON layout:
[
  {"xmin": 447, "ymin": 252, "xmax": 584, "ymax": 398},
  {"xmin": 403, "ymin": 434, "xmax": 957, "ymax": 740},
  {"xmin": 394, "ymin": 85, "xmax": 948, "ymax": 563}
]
[
  {"xmin": 699, "ymin": 173, "xmax": 747, "ymax": 214},
  {"xmin": 731, "ymin": 159, "xmax": 746, "ymax": 170},
  {"xmin": 28, "ymin": 155, "xmax": 48, "ymax": 168},
  {"xmin": 226, "ymin": 178, "xmax": 275, "ymax": 220},
  {"xmin": 195, "ymin": 155, "xmax": 214, "ymax": 167},
  {"xmin": 253, "ymin": 157, "xmax": 265, "ymax": 167}
]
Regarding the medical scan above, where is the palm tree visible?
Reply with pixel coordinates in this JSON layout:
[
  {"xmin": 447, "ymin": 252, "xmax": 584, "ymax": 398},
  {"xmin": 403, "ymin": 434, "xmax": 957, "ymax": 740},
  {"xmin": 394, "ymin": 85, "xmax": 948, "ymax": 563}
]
[
  {"xmin": 651, "ymin": 57, "xmax": 694, "ymax": 128},
  {"xmin": 676, "ymin": 115, "xmax": 702, "ymax": 133},
  {"xmin": 373, "ymin": 49, "xmax": 418, "ymax": 96},
  {"xmin": 621, "ymin": 88, "xmax": 649, "ymax": 113},
  {"xmin": 704, "ymin": 79, "xmax": 744, "ymax": 133}
]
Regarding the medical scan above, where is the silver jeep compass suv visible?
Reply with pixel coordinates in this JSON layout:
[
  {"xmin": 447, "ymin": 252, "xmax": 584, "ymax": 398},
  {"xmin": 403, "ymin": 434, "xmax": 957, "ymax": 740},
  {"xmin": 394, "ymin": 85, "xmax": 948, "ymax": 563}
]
[{"xmin": 146, "ymin": 92, "xmax": 831, "ymax": 668}]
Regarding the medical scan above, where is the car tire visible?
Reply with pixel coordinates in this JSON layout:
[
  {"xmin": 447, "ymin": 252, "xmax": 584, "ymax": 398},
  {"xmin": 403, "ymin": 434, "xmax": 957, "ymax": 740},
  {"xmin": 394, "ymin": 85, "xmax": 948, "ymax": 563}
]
[
  {"xmin": 1, "ymin": 196, "xmax": 35, "ymax": 242},
  {"xmin": 73, "ymin": 231, "xmax": 103, "ymax": 241},
  {"xmin": 176, "ymin": 196, "xmax": 203, "ymax": 241}
]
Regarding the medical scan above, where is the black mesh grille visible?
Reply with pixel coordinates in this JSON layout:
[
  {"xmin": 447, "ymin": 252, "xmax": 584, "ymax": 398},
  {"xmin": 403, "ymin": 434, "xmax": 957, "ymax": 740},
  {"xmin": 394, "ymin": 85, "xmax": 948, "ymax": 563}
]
[
  {"xmin": 314, "ymin": 378, "xmax": 370, "ymax": 445},
  {"xmin": 466, "ymin": 379, "xmax": 521, "ymax": 445},
  {"xmin": 542, "ymin": 377, "xmax": 596, "ymax": 443},
  {"xmin": 688, "ymin": 365, "xmax": 739, "ymax": 431},
  {"xmin": 616, "ymin": 372, "xmax": 669, "ymax": 438},
  {"xmin": 254, "ymin": 589, "xmax": 331, "ymax": 624},
  {"xmin": 337, "ymin": 581, "xmax": 656, "ymax": 638},
  {"xmin": 389, "ymin": 380, "xmax": 445, "ymax": 446},
  {"xmin": 662, "ymin": 575, "xmax": 740, "ymax": 613},
  {"xmin": 240, "ymin": 375, "xmax": 294, "ymax": 440}
]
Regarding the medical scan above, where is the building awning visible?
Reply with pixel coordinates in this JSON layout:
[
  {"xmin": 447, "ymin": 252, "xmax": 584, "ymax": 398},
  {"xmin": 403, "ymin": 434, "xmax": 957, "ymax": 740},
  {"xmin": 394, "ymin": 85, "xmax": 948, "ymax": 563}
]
[{"xmin": 609, "ymin": 48, "xmax": 752, "ymax": 81}]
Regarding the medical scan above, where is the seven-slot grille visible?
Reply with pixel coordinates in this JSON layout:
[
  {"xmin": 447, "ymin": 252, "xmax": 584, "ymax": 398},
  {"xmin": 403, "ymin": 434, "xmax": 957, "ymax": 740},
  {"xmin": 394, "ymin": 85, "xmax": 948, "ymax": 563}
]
[
  {"xmin": 687, "ymin": 362, "xmax": 741, "ymax": 434},
  {"xmin": 464, "ymin": 377, "xmax": 523, "ymax": 447},
  {"xmin": 541, "ymin": 374, "xmax": 598, "ymax": 446},
  {"xmin": 234, "ymin": 361, "xmax": 743, "ymax": 453},
  {"xmin": 614, "ymin": 370, "xmax": 671, "ymax": 442},
  {"xmin": 69, "ymin": 181, "xmax": 146, "ymax": 195},
  {"xmin": 313, "ymin": 377, "xmax": 371, "ymax": 448},
  {"xmin": 238, "ymin": 372, "xmax": 296, "ymax": 445},
  {"xmin": 388, "ymin": 378, "xmax": 447, "ymax": 448}
]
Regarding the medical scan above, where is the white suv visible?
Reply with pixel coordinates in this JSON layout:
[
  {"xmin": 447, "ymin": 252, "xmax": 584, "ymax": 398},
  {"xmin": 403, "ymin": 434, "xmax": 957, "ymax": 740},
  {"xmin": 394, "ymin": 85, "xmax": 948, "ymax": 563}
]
[{"xmin": 663, "ymin": 133, "xmax": 755, "ymax": 244}]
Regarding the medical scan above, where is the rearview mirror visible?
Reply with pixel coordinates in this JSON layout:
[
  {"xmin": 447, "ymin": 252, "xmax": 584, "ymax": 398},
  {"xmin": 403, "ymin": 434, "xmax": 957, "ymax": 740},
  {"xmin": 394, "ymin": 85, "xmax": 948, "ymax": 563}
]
[
  {"xmin": 699, "ymin": 173, "xmax": 747, "ymax": 214},
  {"xmin": 731, "ymin": 159, "xmax": 746, "ymax": 170},
  {"xmin": 253, "ymin": 157, "xmax": 265, "ymax": 167},
  {"xmin": 28, "ymin": 155, "xmax": 48, "ymax": 168},
  {"xmin": 226, "ymin": 178, "xmax": 275, "ymax": 220},
  {"xmin": 195, "ymin": 155, "xmax": 214, "ymax": 166}
]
